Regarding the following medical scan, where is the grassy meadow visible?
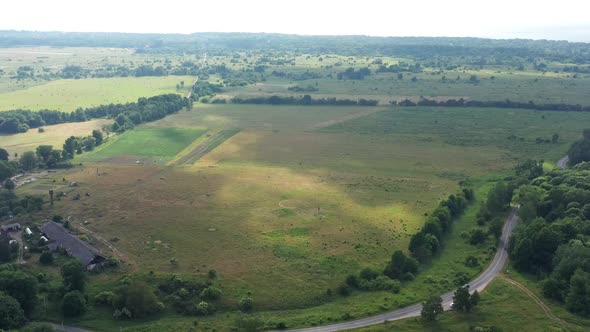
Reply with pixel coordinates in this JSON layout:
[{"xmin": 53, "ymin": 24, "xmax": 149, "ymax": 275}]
[
  {"xmin": 0, "ymin": 76, "xmax": 193, "ymax": 112},
  {"xmin": 0, "ymin": 119, "xmax": 113, "ymax": 157},
  {"xmin": 14, "ymin": 102, "xmax": 590, "ymax": 331}
]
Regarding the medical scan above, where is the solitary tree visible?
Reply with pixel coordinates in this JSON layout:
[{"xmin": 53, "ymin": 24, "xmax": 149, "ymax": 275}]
[
  {"xmin": 421, "ymin": 296, "xmax": 443, "ymax": 321},
  {"xmin": 19, "ymin": 151, "xmax": 37, "ymax": 171}
]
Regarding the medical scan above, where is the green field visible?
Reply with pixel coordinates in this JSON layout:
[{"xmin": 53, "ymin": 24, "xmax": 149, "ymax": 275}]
[
  {"xmin": 82, "ymin": 127, "xmax": 206, "ymax": 162},
  {"xmin": 0, "ymin": 76, "xmax": 193, "ymax": 112}
]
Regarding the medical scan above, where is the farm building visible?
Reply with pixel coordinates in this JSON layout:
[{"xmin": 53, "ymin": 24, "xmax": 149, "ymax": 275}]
[
  {"xmin": 40, "ymin": 222, "xmax": 105, "ymax": 267},
  {"xmin": 1, "ymin": 223, "xmax": 21, "ymax": 232}
]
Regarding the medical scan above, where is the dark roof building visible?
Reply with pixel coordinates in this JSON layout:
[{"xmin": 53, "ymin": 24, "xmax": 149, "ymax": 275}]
[{"xmin": 40, "ymin": 222, "xmax": 104, "ymax": 266}]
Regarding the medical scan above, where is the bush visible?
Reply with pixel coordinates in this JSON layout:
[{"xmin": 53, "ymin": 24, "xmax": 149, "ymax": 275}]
[
  {"xmin": 94, "ymin": 291, "xmax": 115, "ymax": 306},
  {"xmin": 239, "ymin": 297, "xmax": 254, "ymax": 312},
  {"xmin": 39, "ymin": 252, "xmax": 54, "ymax": 265},
  {"xmin": 196, "ymin": 301, "xmax": 210, "ymax": 315},
  {"xmin": 200, "ymin": 286, "xmax": 222, "ymax": 300},
  {"xmin": 465, "ymin": 256, "xmax": 480, "ymax": 267},
  {"xmin": 337, "ymin": 284, "xmax": 351, "ymax": 296},
  {"xmin": 62, "ymin": 290, "xmax": 87, "ymax": 317}
]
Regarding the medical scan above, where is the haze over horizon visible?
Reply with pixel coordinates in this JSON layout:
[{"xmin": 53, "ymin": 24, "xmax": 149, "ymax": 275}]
[{"xmin": 2, "ymin": 0, "xmax": 590, "ymax": 42}]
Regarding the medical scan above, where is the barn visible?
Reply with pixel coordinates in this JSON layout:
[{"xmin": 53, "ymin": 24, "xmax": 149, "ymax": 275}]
[{"xmin": 40, "ymin": 222, "xmax": 105, "ymax": 267}]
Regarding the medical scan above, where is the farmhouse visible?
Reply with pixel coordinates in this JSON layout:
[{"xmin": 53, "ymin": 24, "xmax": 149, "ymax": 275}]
[
  {"xmin": 40, "ymin": 222, "xmax": 105, "ymax": 267},
  {"xmin": 1, "ymin": 223, "xmax": 21, "ymax": 232}
]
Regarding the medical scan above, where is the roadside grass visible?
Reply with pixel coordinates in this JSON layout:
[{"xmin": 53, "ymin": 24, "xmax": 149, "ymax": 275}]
[
  {"xmin": 355, "ymin": 278, "xmax": 587, "ymax": 332},
  {"xmin": 80, "ymin": 127, "xmax": 206, "ymax": 162},
  {"xmin": 0, "ymin": 118, "xmax": 112, "ymax": 157},
  {"xmin": 0, "ymin": 76, "xmax": 193, "ymax": 112}
]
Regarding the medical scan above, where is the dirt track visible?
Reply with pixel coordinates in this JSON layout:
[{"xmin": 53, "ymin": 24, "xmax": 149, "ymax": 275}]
[
  {"xmin": 308, "ymin": 108, "xmax": 385, "ymax": 131},
  {"xmin": 173, "ymin": 128, "xmax": 240, "ymax": 165}
]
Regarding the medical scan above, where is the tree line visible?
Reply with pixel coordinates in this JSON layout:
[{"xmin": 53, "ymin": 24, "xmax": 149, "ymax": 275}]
[
  {"xmin": 219, "ymin": 95, "xmax": 378, "ymax": 106},
  {"xmin": 393, "ymin": 97, "xmax": 590, "ymax": 112},
  {"xmin": 0, "ymin": 94, "xmax": 191, "ymax": 134}
]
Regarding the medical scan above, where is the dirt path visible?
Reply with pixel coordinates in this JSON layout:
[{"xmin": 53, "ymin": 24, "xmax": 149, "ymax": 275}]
[
  {"xmin": 307, "ymin": 108, "xmax": 385, "ymax": 131},
  {"xmin": 501, "ymin": 276, "xmax": 582, "ymax": 328},
  {"xmin": 77, "ymin": 224, "xmax": 127, "ymax": 262},
  {"xmin": 173, "ymin": 128, "xmax": 240, "ymax": 166}
]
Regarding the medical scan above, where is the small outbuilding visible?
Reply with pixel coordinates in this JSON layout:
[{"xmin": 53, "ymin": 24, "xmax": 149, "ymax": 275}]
[{"xmin": 1, "ymin": 223, "xmax": 21, "ymax": 232}]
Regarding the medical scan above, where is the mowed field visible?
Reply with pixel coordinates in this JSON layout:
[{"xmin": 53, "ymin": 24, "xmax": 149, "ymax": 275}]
[
  {"xmin": 26, "ymin": 103, "xmax": 590, "ymax": 318},
  {"xmin": 0, "ymin": 76, "xmax": 193, "ymax": 112},
  {"xmin": 0, "ymin": 119, "xmax": 113, "ymax": 157}
]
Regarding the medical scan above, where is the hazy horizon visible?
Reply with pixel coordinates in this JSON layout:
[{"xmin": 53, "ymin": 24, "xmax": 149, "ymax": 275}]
[{"xmin": 2, "ymin": 0, "xmax": 590, "ymax": 42}]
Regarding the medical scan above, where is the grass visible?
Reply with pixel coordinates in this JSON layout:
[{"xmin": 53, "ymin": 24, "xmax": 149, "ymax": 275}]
[
  {"xmin": 16, "ymin": 102, "xmax": 589, "ymax": 331},
  {"xmin": 355, "ymin": 277, "xmax": 588, "ymax": 332},
  {"xmin": 0, "ymin": 119, "xmax": 113, "ymax": 157},
  {"xmin": 0, "ymin": 76, "xmax": 193, "ymax": 112},
  {"xmin": 81, "ymin": 127, "xmax": 206, "ymax": 162}
]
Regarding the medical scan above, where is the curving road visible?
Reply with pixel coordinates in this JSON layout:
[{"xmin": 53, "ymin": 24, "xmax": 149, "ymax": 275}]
[{"xmin": 281, "ymin": 208, "xmax": 519, "ymax": 332}]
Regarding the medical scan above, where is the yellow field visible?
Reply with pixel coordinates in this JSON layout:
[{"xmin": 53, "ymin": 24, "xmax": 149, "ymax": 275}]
[{"xmin": 1, "ymin": 119, "xmax": 113, "ymax": 156}]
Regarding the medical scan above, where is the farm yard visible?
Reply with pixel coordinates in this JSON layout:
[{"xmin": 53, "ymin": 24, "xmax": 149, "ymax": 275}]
[{"xmin": 1, "ymin": 36, "xmax": 590, "ymax": 332}]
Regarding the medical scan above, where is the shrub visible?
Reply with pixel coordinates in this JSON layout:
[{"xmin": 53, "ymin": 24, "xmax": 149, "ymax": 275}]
[
  {"xmin": 94, "ymin": 291, "xmax": 115, "ymax": 306},
  {"xmin": 62, "ymin": 290, "xmax": 87, "ymax": 317},
  {"xmin": 39, "ymin": 252, "xmax": 54, "ymax": 265},
  {"xmin": 337, "ymin": 284, "xmax": 351, "ymax": 296},
  {"xmin": 200, "ymin": 286, "xmax": 222, "ymax": 300},
  {"xmin": 239, "ymin": 297, "xmax": 254, "ymax": 312},
  {"xmin": 465, "ymin": 256, "xmax": 480, "ymax": 267},
  {"xmin": 196, "ymin": 301, "xmax": 210, "ymax": 315}
]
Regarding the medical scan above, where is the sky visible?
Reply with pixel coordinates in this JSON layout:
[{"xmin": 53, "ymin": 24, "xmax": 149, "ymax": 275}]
[{"xmin": 1, "ymin": 0, "xmax": 589, "ymax": 42}]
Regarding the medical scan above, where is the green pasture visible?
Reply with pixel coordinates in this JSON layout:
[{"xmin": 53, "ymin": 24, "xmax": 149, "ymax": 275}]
[
  {"xmin": 81, "ymin": 127, "xmax": 206, "ymax": 162},
  {"xmin": 0, "ymin": 76, "xmax": 193, "ymax": 112}
]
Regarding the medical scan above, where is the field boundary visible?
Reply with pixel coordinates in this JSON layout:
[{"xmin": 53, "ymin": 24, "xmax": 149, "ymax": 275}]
[
  {"xmin": 172, "ymin": 128, "xmax": 241, "ymax": 165},
  {"xmin": 308, "ymin": 108, "xmax": 386, "ymax": 131}
]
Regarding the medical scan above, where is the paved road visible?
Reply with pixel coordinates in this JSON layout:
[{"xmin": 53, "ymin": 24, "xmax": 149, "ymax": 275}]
[
  {"xmin": 557, "ymin": 155, "xmax": 569, "ymax": 169},
  {"xmin": 282, "ymin": 208, "xmax": 520, "ymax": 332}
]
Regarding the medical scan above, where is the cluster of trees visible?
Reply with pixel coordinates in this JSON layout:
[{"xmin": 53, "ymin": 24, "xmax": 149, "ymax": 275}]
[
  {"xmin": 156, "ymin": 274, "xmax": 219, "ymax": 316},
  {"xmin": 337, "ymin": 67, "xmax": 371, "ymax": 80},
  {"xmin": 409, "ymin": 189, "xmax": 474, "ymax": 262},
  {"xmin": 227, "ymin": 95, "xmax": 378, "ymax": 106},
  {"xmin": 0, "ymin": 190, "xmax": 44, "ymax": 218},
  {"xmin": 392, "ymin": 97, "xmax": 590, "ymax": 113},
  {"xmin": 568, "ymin": 129, "xmax": 590, "ymax": 165},
  {"xmin": 0, "ymin": 266, "xmax": 39, "ymax": 329},
  {"xmin": 420, "ymin": 285, "xmax": 481, "ymax": 322},
  {"xmin": 509, "ymin": 165, "xmax": 590, "ymax": 317},
  {"xmin": 0, "ymin": 94, "xmax": 190, "ymax": 134},
  {"xmin": 343, "ymin": 267, "xmax": 401, "ymax": 294}
]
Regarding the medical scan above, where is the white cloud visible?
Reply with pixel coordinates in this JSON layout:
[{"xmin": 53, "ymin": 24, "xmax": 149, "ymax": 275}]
[{"xmin": 1, "ymin": 0, "xmax": 589, "ymax": 41}]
